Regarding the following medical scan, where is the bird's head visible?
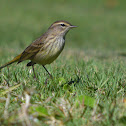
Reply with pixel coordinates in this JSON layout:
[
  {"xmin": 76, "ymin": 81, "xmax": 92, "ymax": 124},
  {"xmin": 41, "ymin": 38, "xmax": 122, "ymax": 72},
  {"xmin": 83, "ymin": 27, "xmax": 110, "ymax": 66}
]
[{"xmin": 48, "ymin": 20, "xmax": 77, "ymax": 37}]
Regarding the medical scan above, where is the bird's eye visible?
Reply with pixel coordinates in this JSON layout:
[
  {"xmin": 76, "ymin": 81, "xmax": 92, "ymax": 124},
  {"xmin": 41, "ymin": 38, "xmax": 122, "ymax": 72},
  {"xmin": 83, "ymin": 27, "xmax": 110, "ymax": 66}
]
[{"xmin": 61, "ymin": 24, "xmax": 65, "ymax": 27}]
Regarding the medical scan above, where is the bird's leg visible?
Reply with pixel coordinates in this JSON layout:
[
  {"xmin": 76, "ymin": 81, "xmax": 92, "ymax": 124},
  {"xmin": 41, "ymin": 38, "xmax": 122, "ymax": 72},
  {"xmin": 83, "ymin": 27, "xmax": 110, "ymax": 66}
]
[
  {"xmin": 42, "ymin": 65, "xmax": 53, "ymax": 85},
  {"xmin": 42, "ymin": 65, "xmax": 53, "ymax": 79},
  {"xmin": 32, "ymin": 65, "xmax": 36, "ymax": 79}
]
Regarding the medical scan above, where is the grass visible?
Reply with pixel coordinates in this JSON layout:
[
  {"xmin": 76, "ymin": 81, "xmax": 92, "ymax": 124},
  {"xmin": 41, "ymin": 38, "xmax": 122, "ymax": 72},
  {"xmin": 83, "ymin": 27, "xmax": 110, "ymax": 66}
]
[{"xmin": 0, "ymin": 0, "xmax": 126, "ymax": 125}]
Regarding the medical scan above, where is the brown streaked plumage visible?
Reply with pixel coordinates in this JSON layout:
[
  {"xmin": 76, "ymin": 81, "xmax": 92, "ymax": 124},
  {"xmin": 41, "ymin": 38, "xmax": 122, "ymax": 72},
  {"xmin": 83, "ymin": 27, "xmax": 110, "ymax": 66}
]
[{"xmin": 0, "ymin": 20, "xmax": 77, "ymax": 79}]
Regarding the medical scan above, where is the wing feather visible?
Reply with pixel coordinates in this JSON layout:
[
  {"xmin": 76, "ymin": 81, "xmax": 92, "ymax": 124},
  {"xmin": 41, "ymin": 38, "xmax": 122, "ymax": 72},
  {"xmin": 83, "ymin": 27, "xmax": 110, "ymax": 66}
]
[{"xmin": 18, "ymin": 33, "xmax": 48, "ymax": 62}]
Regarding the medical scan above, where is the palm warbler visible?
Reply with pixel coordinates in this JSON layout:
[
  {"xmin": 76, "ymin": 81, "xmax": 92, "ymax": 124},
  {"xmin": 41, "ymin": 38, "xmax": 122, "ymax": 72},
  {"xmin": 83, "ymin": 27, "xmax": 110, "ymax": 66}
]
[{"xmin": 0, "ymin": 20, "xmax": 77, "ymax": 78}]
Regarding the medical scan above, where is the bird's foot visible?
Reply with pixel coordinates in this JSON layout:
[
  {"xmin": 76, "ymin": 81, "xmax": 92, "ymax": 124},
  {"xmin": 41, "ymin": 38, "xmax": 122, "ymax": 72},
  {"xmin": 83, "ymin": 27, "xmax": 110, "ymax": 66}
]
[{"xmin": 44, "ymin": 75, "xmax": 53, "ymax": 85}]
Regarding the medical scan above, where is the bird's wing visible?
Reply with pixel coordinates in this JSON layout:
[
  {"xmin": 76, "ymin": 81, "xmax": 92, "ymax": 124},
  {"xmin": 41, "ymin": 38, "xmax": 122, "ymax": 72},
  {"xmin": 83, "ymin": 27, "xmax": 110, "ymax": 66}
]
[{"xmin": 18, "ymin": 34, "xmax": 47, "ymax": 63}]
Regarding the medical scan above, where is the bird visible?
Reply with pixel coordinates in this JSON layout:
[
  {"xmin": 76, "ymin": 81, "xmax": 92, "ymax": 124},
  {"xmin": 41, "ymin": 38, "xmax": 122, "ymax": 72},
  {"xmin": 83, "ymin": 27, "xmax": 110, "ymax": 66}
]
[{"xmin": 0, "ymin": 20, "xmax": 77, "ymax": 79}]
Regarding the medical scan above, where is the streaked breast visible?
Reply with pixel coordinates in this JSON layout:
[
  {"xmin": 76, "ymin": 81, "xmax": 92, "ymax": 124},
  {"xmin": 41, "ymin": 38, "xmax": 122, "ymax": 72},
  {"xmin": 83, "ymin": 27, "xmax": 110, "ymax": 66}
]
[{"xmin": 33, "ymin": 36, "xmax": 65, "ymax": 65}]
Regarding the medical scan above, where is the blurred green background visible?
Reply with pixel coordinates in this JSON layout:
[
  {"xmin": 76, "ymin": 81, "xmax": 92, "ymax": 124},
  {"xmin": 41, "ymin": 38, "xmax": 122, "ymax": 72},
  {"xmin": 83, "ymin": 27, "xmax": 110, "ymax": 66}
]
[{"xmin": 0, "ymin": 0, "xmax": 126, "ymax": 58}]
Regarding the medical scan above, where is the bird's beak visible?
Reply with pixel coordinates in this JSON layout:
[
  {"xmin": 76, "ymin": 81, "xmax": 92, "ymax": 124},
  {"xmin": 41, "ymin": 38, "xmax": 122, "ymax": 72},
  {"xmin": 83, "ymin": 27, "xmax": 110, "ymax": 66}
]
[{"xmin": 70, "ymin": 25, "xmax": 77, "ymax": 28}]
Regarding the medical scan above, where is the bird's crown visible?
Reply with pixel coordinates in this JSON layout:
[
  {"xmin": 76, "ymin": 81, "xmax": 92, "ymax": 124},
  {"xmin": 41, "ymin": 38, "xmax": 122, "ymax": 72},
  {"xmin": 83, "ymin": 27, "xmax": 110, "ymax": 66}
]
[{"xmin": 49, "ymin": 20, "xmax": 77, "ymax": 29}]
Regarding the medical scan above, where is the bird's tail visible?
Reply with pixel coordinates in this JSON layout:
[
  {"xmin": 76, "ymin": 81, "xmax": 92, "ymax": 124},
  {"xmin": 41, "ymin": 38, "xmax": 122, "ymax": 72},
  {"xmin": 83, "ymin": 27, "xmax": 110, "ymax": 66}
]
[{"xmin": 0, "ymin": 54, "xmax": 22, "ymax": 70}]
